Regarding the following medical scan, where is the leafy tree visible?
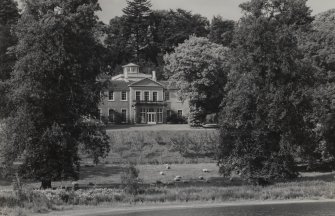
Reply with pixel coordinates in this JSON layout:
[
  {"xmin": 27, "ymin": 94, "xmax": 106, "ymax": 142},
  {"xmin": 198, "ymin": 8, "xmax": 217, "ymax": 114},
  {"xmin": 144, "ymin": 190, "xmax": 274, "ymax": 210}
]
[
  {"xmin": 164, "ymin": 36, "xmax": 230, "ymax": 123},
  {"xmin": 0, "ymin": 0, "xmax": 110, "ymax": 189},
  {"xmin": 208, "ymin": 16, "xmax": 235, "ymax": 47},
  {"xmin": 300, "ymin": 9, "xmax": 335, "ymax": 167},
  {"xmin": 218, "ymin": 0, "xmax": 315, "ymax": 184},
  {"xmin": 0, "ymin": 0, "xmax": 19, "ymax": 118}
]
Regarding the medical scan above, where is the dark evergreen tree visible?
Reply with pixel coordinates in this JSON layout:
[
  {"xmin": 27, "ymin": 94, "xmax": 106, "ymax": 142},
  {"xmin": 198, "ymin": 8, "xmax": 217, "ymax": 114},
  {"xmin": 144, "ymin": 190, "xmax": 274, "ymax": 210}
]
[
  {"xmin": 0, "ymin": 0, "xmax": 110, "ymax": 188},
  {"xmin": 122, "ymin": 0, "xmax": 152, "ymax": 62},
  {"xmin": 218, "ymin": 0, "xmax": 315, "ymax": 184}
]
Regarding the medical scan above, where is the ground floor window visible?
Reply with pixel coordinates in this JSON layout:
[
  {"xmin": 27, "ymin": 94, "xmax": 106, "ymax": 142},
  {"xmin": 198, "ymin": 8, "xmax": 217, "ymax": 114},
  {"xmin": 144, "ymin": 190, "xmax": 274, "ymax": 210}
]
[
  {"xmin": 177, "ymin": 110, "xmax": 183, "ymax": 118},
  {"xmin": 140, "ymin": 108, "xmax": 146, "ymax": 123},
  {"xmin": 157, "ymin": 108, "xmax": 163, "ymax": 123},
  {"xmin": 108, "ymin": 109, "xmax": 115, "ymax": 123},
  {"xmin": 121, "ymin": 109, "xmax": 127, "ymax": 123},
  {"xmin": 98, "ymin": 108, "xmax": 102, "ymax": 121}
]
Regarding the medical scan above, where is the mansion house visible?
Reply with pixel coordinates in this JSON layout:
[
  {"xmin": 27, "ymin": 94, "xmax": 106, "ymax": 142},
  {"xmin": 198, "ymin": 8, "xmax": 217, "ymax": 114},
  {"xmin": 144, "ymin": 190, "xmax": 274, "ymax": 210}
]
[{"xmin": 99, "ymin": 63, "xmax": 189, "ymax": 124}]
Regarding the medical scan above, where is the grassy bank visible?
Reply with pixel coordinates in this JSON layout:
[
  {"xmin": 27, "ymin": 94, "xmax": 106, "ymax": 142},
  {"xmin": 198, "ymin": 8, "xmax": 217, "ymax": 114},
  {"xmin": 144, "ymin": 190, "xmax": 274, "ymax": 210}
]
[
  {"xmin": 103, "ymin": 129, "xmax": 219, "ymax": 164},
  {"xmin": 1, "ymin": 178, "xmax": 335, "ymax": 215}
]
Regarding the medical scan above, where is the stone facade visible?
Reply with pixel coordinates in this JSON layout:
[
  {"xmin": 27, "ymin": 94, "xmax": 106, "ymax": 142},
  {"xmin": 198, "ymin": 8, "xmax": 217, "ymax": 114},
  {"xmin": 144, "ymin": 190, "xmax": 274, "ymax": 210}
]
[{"xmin": 99, "ymin": 63, "xmax": 189, "ymax": 124}]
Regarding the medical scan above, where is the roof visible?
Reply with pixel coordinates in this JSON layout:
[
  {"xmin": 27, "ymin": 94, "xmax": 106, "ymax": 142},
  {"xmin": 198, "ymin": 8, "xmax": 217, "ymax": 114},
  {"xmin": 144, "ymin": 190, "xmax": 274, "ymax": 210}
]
[
  {"xmin": 107, "ymin": 80, "xmax": 132, "ymax": 91},
  {"xmin": 129, "ymin": 78, "xmax": 164, "ymax": 87},
  {"xmin": 122, "ymin": 63, "xmax": 139, "ymax": 68}
]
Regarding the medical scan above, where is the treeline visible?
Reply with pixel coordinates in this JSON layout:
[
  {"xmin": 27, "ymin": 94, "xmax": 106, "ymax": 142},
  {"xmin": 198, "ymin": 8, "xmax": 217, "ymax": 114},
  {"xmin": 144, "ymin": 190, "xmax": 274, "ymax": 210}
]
[{"xmin": 103, "ymin": 0, "xmax": 235, "ymax": 79}]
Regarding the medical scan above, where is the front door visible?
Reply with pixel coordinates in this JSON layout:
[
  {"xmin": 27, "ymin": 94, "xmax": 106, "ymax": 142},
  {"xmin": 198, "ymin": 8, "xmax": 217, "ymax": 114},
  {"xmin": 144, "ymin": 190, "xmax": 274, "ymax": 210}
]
[{"xmin": 147, "ymin": 112, "xmax": 156, "ymax": 124}]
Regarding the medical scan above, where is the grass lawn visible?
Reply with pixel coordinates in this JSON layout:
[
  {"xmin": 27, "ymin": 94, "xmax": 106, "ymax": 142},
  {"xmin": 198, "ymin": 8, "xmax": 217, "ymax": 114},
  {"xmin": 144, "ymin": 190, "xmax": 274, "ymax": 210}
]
[{"xmin": 106, "ymin": 124, "xmax": 215, "ymax": 131}]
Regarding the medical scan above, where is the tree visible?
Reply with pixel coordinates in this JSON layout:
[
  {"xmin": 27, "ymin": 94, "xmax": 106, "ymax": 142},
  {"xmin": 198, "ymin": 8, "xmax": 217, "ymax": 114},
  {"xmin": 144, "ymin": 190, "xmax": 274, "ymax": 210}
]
[
  {"xmin": 122, "ymin": 0, "xmax": 152, "ymax": 62},
  {"xmin": 104, "ymin": 8, "xmax": 210, "ymax": 80},
  {"xmin": 208, "ymin": 16, "xmax": 235, "ymax": 47},
  {"xmin": 0, "ymin": 0, "xmax": 19, "ymax": 118},
  {"xmin": 0, "ymin": 0, "xmax": 110, "ymax": 189},
  {"xmin": 300, "ymin": 9, "xmax": 335, "ymax": 167},
  {"xmin": 164, "ymin": 36, "xmax": 230, "ymax": 123},
  {"xmin": 218, "ymin": 0, "xmax": 315, "ymax": 184}
]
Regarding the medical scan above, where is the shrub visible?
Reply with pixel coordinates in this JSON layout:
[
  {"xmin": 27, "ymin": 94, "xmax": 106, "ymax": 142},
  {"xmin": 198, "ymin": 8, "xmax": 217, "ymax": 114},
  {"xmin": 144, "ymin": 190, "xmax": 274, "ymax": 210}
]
[{"xmin": 121, "ymin": 164, "xmax": 142, "ymax": 195}]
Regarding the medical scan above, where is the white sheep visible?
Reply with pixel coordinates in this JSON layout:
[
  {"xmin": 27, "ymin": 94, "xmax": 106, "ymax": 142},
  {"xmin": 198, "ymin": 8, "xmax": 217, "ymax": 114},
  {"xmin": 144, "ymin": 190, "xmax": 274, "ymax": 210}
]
[
  {"xmin": 160, "ymin": 171, "xmax": 165, "ymax": 175},
  {"xmin": 202, "ymin": 168, "xmax": 209, "ymax": 173}
]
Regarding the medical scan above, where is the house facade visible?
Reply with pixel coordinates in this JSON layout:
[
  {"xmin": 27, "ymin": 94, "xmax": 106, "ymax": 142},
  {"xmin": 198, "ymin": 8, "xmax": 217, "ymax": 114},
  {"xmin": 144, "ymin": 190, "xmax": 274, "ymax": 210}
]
[{"xmin": 99, "ymin": 63, "xmax": 189, "ymax": 124}]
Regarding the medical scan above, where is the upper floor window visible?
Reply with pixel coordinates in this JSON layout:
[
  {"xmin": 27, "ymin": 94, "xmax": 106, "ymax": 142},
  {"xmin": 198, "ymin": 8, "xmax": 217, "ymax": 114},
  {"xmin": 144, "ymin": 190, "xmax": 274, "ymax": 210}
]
[
  {"xmin": 121, "ymin": 91, "xmax": 127, "ymax": 101},
  {"xmin": 165, "ymin": 91, "xmax": 170, "ymax": 101},
  {"xmin": 108, "ymin": 91, "xmax": 114, "ymax": 101},
  {"xmin": 135, "ymin": 91, "xmax": 141, "ymax": 101},
  {"xmin": 153, "ymin": 92, "xmax": 157, "ymax": 102},
  {"xmin": 144, "ymin": 91, "xmax": 149, "ymax": 101}
]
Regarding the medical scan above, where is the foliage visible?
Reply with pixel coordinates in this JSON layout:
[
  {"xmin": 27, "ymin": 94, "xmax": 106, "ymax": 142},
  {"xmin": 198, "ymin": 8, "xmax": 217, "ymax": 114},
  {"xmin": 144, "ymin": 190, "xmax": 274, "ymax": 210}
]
[
  {"xmin": 164, "ymin": 36, "xmax": 230, "ymax": 123},
  {"xmin": 208, "ymin": 16, "xmax": 235, "ymax": 47},
  {"xmin": 299, "ymin": 9, "xmax": 335, "ymax": 167},
  {"xmin": 121, "ymin": 164, "xmax": 142, "ymax": 195},
  {"xmin": 0, "ymin": 0, "xmax": 110, "ymax": 188},
  {"xmin": 218, "ymin": 0, "xmax": 315, "ymax": 184},
  {"xmin": 0, "ymin": 0, "xmax": 19, "ymax": 119},
  {"xmin": 104, "ymin": 8, "xmax": 209, "ymax": 79}
]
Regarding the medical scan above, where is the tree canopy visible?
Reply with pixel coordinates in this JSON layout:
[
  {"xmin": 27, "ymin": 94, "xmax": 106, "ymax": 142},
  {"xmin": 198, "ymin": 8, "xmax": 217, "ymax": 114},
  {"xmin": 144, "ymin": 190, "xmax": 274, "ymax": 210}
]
[
  {"xmin": 218, "ymin": 0, "xmax": 315, "ymax": 183},
  {"xmin": 0, "ymin": 0, "xmax": 110, "ymax": 188},
  {"xmin": 164, "ymin": 36, "xmax": 230, "ymax": 123},
  {"xmin": 0, "ymin": 0, "xmax": 19, "ymax": 118}
]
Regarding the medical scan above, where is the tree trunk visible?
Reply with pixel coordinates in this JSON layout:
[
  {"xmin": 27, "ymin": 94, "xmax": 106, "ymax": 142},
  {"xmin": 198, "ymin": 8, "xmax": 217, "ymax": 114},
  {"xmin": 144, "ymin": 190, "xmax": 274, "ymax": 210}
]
[{"xmin": 40, "ymin": 179, "xmax": 52, "ymax": 189}]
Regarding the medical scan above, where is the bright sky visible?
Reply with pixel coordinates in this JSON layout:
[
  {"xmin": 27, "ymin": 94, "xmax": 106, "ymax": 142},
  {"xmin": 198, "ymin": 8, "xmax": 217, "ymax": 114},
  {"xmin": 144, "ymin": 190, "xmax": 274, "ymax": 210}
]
[{"xmin": 97, "ymin": 0, "xmax": 335, "ymax": 24}]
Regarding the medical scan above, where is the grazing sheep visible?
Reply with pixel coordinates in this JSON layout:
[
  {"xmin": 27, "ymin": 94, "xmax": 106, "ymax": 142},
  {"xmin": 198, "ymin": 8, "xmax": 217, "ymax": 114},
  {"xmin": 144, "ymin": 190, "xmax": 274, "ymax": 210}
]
[
  {"xmin": 202, "ymin": 168, "xmax": 209, "ymax": 173},
  {"xmin": 174, "ymin": 176, "xmax": 182, "ymax": 181},
  {"xmin": 165, "ymin": 164, "xmax": 171, "ymax": 170},
  {"xmin": 198, "ymin": 176, "xmax": 204, "ymax": 180},
  {"xmin": 160, "ymin": 171, "xmax": 165, "ymax": 175}
]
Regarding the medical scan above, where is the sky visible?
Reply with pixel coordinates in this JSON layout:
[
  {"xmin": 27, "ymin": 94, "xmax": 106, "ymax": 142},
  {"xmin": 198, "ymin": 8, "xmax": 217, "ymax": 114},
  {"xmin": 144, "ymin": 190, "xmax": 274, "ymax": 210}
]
[{"xmin": 97, "ymin": 0, "xmax": 335, "ymax": 24}]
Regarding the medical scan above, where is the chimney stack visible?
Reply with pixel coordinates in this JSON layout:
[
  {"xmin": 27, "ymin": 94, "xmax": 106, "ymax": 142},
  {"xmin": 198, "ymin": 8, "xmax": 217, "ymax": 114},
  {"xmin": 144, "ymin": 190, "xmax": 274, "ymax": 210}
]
[
  {"xmin": 124, "ymin": 68, "xmax": 128, "ymax": 81},
  {"xmin": 152, "ymin": 71, "xmax": 157, "ymax": 81}
]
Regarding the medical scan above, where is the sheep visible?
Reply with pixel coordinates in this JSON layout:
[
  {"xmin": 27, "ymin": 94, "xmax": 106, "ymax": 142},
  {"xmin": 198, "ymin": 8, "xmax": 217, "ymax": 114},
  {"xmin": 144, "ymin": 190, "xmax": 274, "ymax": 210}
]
[
  {"xmin": 202, "ymin": 168, "xmax": 209, "ymax": 173},
  {"xmin": 160, "ymin": 171, "xmax": 165, "ymax": 175}
]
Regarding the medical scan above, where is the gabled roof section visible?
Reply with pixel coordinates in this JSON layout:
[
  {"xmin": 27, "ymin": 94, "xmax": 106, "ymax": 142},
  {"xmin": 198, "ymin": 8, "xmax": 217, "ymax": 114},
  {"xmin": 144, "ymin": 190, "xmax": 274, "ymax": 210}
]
[
  {"xmin": 122, "ymin": 63, "xmax": 139, "ymax": 68},
  {"xmin": 128, "ymin": 78, "xmax": 164, "ymax": 87}
]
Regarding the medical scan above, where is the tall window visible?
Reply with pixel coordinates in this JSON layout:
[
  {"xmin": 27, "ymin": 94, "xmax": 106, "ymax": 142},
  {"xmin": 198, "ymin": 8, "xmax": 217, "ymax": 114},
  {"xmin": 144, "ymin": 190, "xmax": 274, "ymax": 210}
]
[
  {"xmin": 177, "ymin": 110, "xmax": 183, "ymax": 118},
  {"xmin": 98, "ymin": 109, "xmax": 102, "ymax": 121},
  {"xmin": 144, "ymin": 91, "xmax": 149, "ymax": 101},
  {"xmin": 153, "ymin": 92, "xmax": 157, "ymax": 102},
  {"xmin": 121, "ymin": 91, "xmax": 127, "ymax": 101},
  {"xmin": 157, "ymin": 108, "xmax": 163, "ymax": 123},
  {"xmin": 121, "ymin": 109, "xmax": 127, "ymax": 122},
  {"xmin": 108, "ymin": 109, "xmax": 115, "ymax": 122},
  {"xmin": 165, "ymin": 91, "xmax": 169, "ymax": 101},
  {"xmin": 135, "ymin": 91, "xmax": 141, "ymax": 101},
  {"xmin": 167, "ymin": 110, "xmax": 171, "ymax": 117},
  {"xmin": 140, "ymin": 108, "xmax": 146, "ymax": 123},
  {"xmin": 108, "ymin": 91, "xmax": 114, "ymax": 101}
]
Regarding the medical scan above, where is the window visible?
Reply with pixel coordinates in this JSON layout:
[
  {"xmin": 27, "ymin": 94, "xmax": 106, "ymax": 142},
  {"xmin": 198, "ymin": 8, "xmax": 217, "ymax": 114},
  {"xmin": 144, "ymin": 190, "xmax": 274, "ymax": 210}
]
[
  {"xmin": 135, "ymin": 91, "xmax": 141, "ymax": 101},
  {"xmin": 165, "ymin": 91, "xmax": 170, "ymax": 101},
  {"xmin": 108, "ymin": 91, "xmax": 114, "ymax": 101},
  {"xmin": 121, "ymin": 109, "xmax": 127, "ymax": 123},
  {"xmin": 153, "ymin": 92, "xmax": 157, "ymax": 102},
  {"xmin": 167, "ymin": 110, "xmax": 171, "ymax": 117},
  {"xmin": 177, "ymin": 110, "xmax": 183, "ymax": 118},
  {"xmin": 108, "ymin": 109, "xmax": 115, "ymax": 122},
  {"xmin": 144, "ymin": 91, "xmax": 149, "ymax": 101},
  {"xmin": 121, "ymin": 91, "xmax": 127, "ymax": 101},
  {"xmin": 157, "ymin": 108, "xmax": 163, "ymax": 123},
  {"xmin": 140, "ymin": 108, "xmax": 146, "ymax": 123}
]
